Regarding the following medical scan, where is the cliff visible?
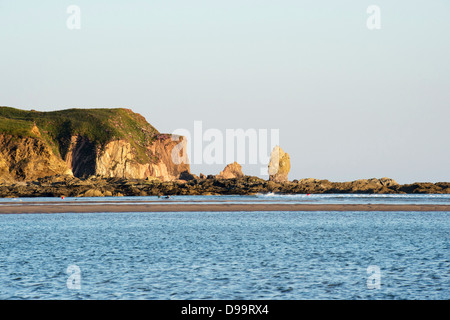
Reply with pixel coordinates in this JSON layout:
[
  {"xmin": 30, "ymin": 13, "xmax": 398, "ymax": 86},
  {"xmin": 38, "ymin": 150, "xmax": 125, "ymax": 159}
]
[
  {"xmin": 0, "ymin": 107, "xmax": 189, "ymax": 182},
  {"xmin": 0, "ymin": 134, "xmax": 71, "ymax": 182}
]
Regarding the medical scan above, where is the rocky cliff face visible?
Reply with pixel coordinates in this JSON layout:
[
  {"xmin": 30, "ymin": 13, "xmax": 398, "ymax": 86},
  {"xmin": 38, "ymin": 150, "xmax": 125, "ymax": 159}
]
[
  {"xmin": 63, "ymin": 134, "xmax": 190, "ymax": 182},
  {"xmin": 0, "ymin": 134, "xmax": 72, "ymax": 182},
  {"xmin": 90, "ymin": 135, "xmax": 189, "ymax": 181},
  {"xmin": 147, "ymin": 134, "xmax": 190, "ymax": 180},
  {"xmin": 0, "ymin": 107, "xmax": 190, "ymax": 182},
  {"xmin": 64, "ymin": 135, "xmax": 97, "ymax": 177}
]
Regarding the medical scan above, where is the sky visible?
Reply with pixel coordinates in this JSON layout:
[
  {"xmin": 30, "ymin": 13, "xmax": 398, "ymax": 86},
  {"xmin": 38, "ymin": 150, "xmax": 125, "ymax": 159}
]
[{"xmin": 0, "ymin": 0, "xmax": 449, "ymax": 183}]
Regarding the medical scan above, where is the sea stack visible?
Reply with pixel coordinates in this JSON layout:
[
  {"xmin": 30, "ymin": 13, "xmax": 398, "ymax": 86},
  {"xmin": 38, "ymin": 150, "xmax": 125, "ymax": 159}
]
[{"xmin": 268, "ymin": 146, "xmax": 290, "ymax": 183}]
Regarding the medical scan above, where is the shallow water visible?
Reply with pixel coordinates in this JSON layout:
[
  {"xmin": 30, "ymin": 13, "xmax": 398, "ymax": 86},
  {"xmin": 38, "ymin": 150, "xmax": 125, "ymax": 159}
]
[
  {"xmin": 0, "ymin": 206, "xmax": 448, "ymax": 299},
  {"xmin": 2, "ymin": 193, "xmax": 450, "ymax": 205}
]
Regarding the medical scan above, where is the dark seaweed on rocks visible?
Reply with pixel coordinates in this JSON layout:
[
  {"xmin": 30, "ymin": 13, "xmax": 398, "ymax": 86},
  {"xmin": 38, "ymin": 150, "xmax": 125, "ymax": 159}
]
[{"xmin": 0, "ymin": 175, "xmax": 448, "ymax": 198}]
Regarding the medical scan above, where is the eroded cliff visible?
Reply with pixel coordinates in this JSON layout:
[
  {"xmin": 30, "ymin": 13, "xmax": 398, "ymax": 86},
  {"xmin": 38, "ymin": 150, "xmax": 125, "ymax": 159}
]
[
  {"xmin": 91, "ymin": 135, "xmax": 189, "ymax": 181},
  {"xmin": 0, "ymin": 107, "xmax": 190, "ymax": 182},
  {"xmin": 0, "ymin": 134, "xmax": 72, "ymax": 182}
]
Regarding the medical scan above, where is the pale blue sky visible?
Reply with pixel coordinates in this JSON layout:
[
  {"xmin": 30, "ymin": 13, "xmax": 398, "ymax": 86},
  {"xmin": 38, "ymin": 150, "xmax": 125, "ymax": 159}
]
[{"xmin": 1, "ymin": 1, "xmax": 449, "ymax": 183}]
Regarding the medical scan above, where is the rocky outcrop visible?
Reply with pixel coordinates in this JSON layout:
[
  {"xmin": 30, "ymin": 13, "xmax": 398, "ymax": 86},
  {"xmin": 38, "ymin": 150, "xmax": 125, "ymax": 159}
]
[
  {"xmin": 0, "ymin": 134, "xmax": 72, "ymax": 182},
  {"xmin": 268, "ymin": 146, "xmax": 290, "ymax": 183},
  {"xmin": 0, "ymin": 107, "xmax": 190, "ymax": 182},
  {"xmin": 0, "ymin": 175, "xmax": 448, "ymax": 198},
  {"xmin": 217, "ymin": 162, "xmax": 244, "ymax": 179},
  {"xmin": 295, "ymin": 177, "xmax": 400, "ymax": 193},
  {"xmin": 148, "ymin": 134, "xmax": 190, "ymax": 180},
  {"xmin": 96, "ymin": 135, "xmax": 189, "ymax": 181},
  {"xmin": 64, "ymin": 135, "xmax": 190, "ymax": 181},
  {"xmin": 179, "ymin": 170, "xmax": 197, "ymax": 181}
]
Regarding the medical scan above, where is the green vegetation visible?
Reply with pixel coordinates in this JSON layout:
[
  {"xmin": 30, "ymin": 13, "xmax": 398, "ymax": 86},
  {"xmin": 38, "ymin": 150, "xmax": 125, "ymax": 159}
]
[
  {"xmin": 0, "ymin": 106, "xmax": 160, "ymax": 163},
  {"xmin": 0, "ymin": 116, "xmax": 37, "ymax": 137}
]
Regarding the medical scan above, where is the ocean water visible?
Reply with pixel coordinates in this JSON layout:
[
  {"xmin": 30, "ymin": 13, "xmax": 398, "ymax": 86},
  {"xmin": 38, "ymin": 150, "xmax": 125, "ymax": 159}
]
[
  {"xmin": 0, "ymin": 195, "xmax": 449, "ymax": 300},
  {"xmin": 1, "ymin": 193, "xmax": 450, "ymax": 204}
]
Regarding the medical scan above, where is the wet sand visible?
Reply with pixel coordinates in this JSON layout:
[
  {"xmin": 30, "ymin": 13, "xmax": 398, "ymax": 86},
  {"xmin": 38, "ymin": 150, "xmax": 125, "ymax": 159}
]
[{"xmin": 0, "ymin": 201, "xmax": 449, "ymax": 214}]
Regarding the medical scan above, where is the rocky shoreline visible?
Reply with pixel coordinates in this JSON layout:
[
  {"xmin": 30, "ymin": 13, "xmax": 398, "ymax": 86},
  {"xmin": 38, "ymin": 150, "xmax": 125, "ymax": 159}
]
[
  {"xmin": 0, "ymin": 175, "xmax": 448, "ymax": 198},
  {"xmin": 2, "ymin": 107, "xmax": 448, "ymax": 198}
]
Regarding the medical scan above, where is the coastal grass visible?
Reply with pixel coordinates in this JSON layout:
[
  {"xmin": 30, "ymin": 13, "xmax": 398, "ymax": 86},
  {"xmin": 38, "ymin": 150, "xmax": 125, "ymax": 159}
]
[{"xmin": 0, "ymin": 116, "xmax": 37, "ymax": 138}]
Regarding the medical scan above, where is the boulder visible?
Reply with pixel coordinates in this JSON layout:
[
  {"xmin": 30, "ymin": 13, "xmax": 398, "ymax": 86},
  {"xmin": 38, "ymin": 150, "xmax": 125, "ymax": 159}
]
[
  {"xmin": 379, "ymin": 177, "xmax": 399, "ymax": 187},
  {"xmin": 179, "ymin": 170, "xmax": 196, "ymax": 181},
  {"xmin": 217, "ymin": 162, "xmax": 244, "ymax": 179},
  {"xmin": 83, "ymin": 189, "xmax": 104, "ymax": 197}
]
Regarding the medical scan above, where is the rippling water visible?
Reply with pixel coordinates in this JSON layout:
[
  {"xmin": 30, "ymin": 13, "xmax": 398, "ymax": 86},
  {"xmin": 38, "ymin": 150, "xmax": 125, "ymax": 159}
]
[
  {"xmin": 1, "ymin": 193, "xmax": 450, "ymax": 205},
  {"xmin": 0, "ymin": 200, "xmax": 449, "ymax": 300}
]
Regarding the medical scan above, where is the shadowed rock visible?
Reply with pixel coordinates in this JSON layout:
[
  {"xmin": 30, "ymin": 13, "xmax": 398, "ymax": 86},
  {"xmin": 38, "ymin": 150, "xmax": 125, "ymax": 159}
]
[{"xmin": 179, "ymin": 170, "xmax": 196, "ymax": 181}]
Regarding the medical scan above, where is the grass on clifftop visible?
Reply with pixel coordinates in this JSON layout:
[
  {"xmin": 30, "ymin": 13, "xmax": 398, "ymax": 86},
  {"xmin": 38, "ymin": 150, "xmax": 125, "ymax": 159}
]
[
  {"xmin": 0, "ymin": 116, "xmax": 37, "ymax": 137},
  {"xmin": 0, "ymin": 107, "xmax": 160, "ymax": 163}
]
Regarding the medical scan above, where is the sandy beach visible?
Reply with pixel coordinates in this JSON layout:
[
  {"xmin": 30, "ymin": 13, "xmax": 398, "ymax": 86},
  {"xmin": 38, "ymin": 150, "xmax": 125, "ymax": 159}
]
[{"xmin": 0, "ymin": 201, "xmax": 449, "ymax": 214}]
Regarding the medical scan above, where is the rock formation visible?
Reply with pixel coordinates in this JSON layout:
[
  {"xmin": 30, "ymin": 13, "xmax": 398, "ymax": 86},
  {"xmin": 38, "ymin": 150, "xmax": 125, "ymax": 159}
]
[
  {"xmin": 1, "ymin": 106, "xmax": 447, "ymax": 197},
  {"xmin": 0, "ymin": 175, "xmax": 447, "ymax": 198},
  {"xmin": 268, "ymin": 146, "xmax": 290, "ymax": 182},
  {"xmin": 179, "ymin": 170, "xmax": 197, "ymax": 181},
  {"xmin": 78, "ymin": 135, "xmax": 189, "ymax": 181},
  {"xmin": 0, "ymin": 134, "xmax": 72, "ymax": 182},
  {"xmin": 295, "ymin": 177, "xmax": 400, "ymax": 193},
  {"xmin": 0, "ymin": 107, "xmax": 190, "ymax": 182},
  {"xmin": 217, "ymin": 162, "xmax": 244, "ymax": 179}
]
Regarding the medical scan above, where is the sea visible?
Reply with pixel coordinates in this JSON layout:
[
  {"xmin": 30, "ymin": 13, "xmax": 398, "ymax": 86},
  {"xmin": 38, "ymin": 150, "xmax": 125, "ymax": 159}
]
[{"xmin": 0, "ymin": 194, "xmax": 449, "ymax": 300}]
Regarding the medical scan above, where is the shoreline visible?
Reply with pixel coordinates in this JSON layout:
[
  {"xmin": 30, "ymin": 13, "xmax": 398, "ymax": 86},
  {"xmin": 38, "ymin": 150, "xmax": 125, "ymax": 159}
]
[
  {"xmin": 1, "ymin": 176, "xmax": 449, "ymax": 199},
  {"xmin": 1, "ymin": 202, "xmax": 449, "ymax": 214}
]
